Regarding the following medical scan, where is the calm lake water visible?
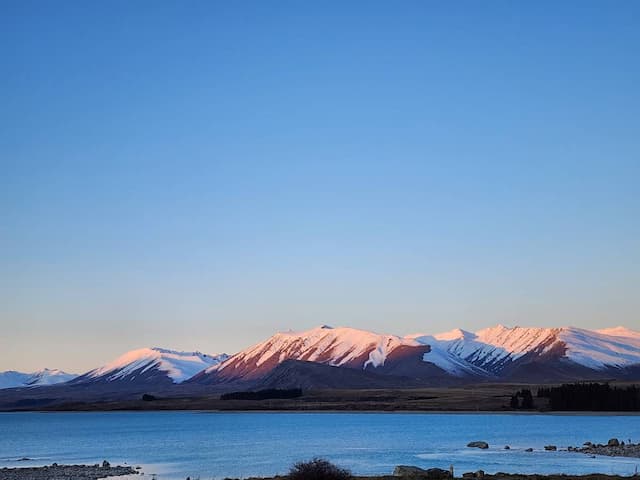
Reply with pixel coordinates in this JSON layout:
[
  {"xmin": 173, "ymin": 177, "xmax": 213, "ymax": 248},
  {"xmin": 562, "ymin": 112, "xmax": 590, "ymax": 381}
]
[{"xmin": 1, "ymin": 412, "xmax": 639, "ymax": 479}]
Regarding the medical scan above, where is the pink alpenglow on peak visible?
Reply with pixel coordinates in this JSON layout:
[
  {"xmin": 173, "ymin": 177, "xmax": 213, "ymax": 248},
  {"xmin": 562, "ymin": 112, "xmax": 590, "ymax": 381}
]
[
  {"xmin": 83, "ymin": 347, "xmax": 229, "ymax": 384},
  {"xmin": 203, "ymin": 325, "xmax": 423, "ymax": 380}
]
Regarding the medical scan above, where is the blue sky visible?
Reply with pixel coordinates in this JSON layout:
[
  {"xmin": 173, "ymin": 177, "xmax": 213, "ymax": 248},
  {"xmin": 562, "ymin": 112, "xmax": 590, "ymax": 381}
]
[{"xmin": 1, "ymin": 1, "xmax": 639, "ymax": 372}]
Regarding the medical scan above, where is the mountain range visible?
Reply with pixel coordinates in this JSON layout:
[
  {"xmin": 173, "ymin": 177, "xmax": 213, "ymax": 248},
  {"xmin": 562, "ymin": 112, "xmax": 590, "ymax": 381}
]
[
  {"xmin": 0, "ymin": 368, "xmax": 77, "ymax": 389},
  {"xmin": 1, "ymin": 324, "xmax": 639, "ymax": 405}
]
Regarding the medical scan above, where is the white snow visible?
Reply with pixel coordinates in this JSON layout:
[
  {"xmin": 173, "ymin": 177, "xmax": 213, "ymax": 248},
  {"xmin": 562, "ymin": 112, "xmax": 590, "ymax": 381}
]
[
  {"xmin": 422, "ymin": 324, "xmax": 640, "ymax": 373},
  {"xmin": 210, "ymin": 323, "xmax": 640, "ymax": 378},
  {"xmin": 0, "ymin": 368, "xmax": 77, "ymax": 389},
  {"xmin": 559, "ymin": 327, "xmax": 640, "ymax": 369},
  {"xmin": 596, "ymin": 326, "xmax": 640, "ymax": 339},
  {"xmin": 5, "ymin": 324, "xmax": 640, "ymax": 387},
  {"xmin": 212, "ymin": 325, "xmax": 419, "ymax": 373},
  {"xmin": 86, "ymin": 347, "xmax": 228, "ymax": 383},
  {"xmin": 409, "ymin": 335, "xmax": 490, "ymax": 376}
]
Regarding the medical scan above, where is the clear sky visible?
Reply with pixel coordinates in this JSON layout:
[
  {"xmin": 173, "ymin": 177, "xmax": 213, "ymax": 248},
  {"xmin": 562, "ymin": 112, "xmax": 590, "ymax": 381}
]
[{"xmin": 1, "ymin": 1, "xmax": 639, "ymax": 373}]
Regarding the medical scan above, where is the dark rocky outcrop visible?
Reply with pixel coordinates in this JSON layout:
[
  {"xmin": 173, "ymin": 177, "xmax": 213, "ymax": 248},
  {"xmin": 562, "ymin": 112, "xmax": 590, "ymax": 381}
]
[
  {"xmin": 573, "ymin": 440, "xmax": 640, "ymax": 458},
  {"xmin": 467, "ymin": 441, "xmax": 489, "ymax": 449},
  {"xmin": 393, "ymin": 466, "xmax": 451, "ymax": 479}
]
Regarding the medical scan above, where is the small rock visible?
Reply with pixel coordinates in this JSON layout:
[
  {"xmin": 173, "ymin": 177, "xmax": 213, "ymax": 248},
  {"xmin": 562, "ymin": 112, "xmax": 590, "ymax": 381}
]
[
  {"xmin": 475, "ymin": 470, "xmax": 485, "ymax": 479},
  {"xmin": 525, "ymin": 448, "xmax": 534, "ymax": 452},
  {"xmin": 544, "ymin": 445, "xmax": 557, "ymax": 451},
  {"xmin": 504, "ymin": 445, "xmax": 510, "ymax": 450},
  {"xmin": 467, "ymin": 441, "xmax": 489, "ymax": 449},
  {"xmin": 393, "ymin": 466, "xmax": 451, "ymax": 479},
  {"xmin": 394, "ymin": 465, "xmax": 429, "ymax": 477},
  {"xmin": 102, "ymin": 460, "xmax": 111, "ymax": 468},
  {"xmin": 584, "ymin": 441, "xmax": 592, "ymax": 446},
  {"xmin": 608, "ymin": 438, "xmax": 620, "ymax": 447}
]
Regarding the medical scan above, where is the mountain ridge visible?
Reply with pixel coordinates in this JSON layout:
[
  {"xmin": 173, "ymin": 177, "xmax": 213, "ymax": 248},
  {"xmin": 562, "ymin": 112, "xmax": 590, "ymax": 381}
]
[
  {"xmin": 0, "ymin": 368, "xmax": 77, "ymax": 389},
  {"xmin": 2, "ymin": 324, "xmax": 639, "ymax": 395}
]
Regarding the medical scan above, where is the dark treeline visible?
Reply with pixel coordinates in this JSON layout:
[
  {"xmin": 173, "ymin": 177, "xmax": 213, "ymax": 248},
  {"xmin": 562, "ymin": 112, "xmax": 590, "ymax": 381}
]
[
  {"xmin": 537, "ymin": 383, "xmax": 640, "ymax": 411},
  {"xmin": 510, "ymin": 389, "xmax": 534, "ymax": 409},
  {"xmin": 220, "ymin": 388, "xmax": 303, "ymax": 401}
]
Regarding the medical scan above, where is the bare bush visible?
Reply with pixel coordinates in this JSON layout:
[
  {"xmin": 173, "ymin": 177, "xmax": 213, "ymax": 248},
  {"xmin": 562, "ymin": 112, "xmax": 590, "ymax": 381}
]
[{"xmin": 288, "ymin": 458, "xmax": 351, "ymax": 480}]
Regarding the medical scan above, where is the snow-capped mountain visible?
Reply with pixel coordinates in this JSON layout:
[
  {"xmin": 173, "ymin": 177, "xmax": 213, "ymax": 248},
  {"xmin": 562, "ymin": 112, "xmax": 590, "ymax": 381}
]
[
  {"xmin": 3, "ymin": 325, "xmax": 640, "ymax": 398},
  {"xmin": 0, "ymin": 368, "xmax": 77, "ymax": 389},
  {"xmin": 194, "ymin": 324, "xmax": 640, "ymax": 386},
  {"xmin": 71, "ymin": 347, "xmax": 229, "ymax": 386},
  {"xmin": 193, "ymin": 325, "xmax": 473, "ymax": 385},
  {"xmin": 412, "ymin": 324, "xmax": 640, "ymax": 380}
]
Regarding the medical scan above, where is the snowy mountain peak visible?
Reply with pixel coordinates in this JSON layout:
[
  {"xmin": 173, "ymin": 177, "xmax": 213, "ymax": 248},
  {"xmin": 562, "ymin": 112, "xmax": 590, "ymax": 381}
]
[
  {"xmin": 432, "ymin": 328, "xmax": 475, "ymax": 342},
  {"xmin": 83, "ymin": 347, "xmax": 228, "ymax": 384},
  {"xmin": 24, "ymin": 368, "xmax": 77, "ymax": 386},
  {"xmin": 475, "ymin": 325, "xmax": 561, "ymax": 355},
  {"xmin": 0, "ymin": 368, "xmax": 77, "ymax": 389},
  {"xmin": 595, "ymin": 326, "xmax": 640, "ymax": 338},
  {"xmin": 206, "ymin": 325, "xmax": 421, "ymax": 380},
  {"xmin": 420, "ymin": 324, "xmax": 640, "ymax": 376}
]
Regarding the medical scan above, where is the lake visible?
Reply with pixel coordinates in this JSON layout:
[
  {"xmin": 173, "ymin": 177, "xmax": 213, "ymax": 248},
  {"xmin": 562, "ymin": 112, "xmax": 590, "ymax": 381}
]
[{"xmin": 1, "ymin": 412, "xmax": 639, "ymax": 479}]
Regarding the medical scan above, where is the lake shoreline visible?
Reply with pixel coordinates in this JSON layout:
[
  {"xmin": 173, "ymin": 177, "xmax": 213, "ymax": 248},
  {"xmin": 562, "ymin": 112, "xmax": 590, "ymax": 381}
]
[
  {"xmin": 0, "ymin": 463, "xmax": 137, "ymax": 480},
  {"xmin": 6, "ymin": 408, "xmax": 640, "ymax": 416},
  {"xmin": 1, "ymin": 465, "xmax": 639, "ymax": 480}
]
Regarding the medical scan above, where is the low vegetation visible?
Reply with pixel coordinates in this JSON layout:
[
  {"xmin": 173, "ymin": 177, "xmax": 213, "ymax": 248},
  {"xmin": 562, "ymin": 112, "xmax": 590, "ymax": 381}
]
[
  {"xmin": 220, "ymin": 388, "xmax": 303, "ymax": 401},
  {"xmin": 288, "ymin": 458, "xmax": 351, "ymax": 480}
]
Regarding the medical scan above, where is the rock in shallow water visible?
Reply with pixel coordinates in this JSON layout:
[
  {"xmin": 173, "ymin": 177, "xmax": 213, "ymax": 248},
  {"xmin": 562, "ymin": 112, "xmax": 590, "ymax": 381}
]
[{"xmin": 467, "ymin": 441, "xmax": 489, "ymax": 449}]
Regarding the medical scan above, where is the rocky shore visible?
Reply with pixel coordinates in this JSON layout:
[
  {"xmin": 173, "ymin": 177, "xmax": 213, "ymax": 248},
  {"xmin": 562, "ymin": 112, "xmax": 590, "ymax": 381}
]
[
  {"xmin": 569, "ymin": 438, "xmax": 640, "ymax": 458},
  {"xmin": 462, "ymin": 437, "xmax": 640, "ymax": 459},
  {"xmin": 235, "ymin": 474, "xmax": 638, "ymax": 480},
  {"xmin": 0, "ymin": 462, "xmax": 138, "ymax": 480}
]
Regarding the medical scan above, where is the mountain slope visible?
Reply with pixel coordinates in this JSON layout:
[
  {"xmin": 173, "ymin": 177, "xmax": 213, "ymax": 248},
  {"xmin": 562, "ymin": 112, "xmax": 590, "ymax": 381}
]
[
  {"xmin": 71, "ymin": 347, "xmax": 228, "ymax": 386},
  {"xmin": 0, "ymin": 369, "xmax": 77, "ymax": 389},
  {"xmin": 192, "ymin": 325, "xmax": 471, "ymax": 385},
  {"xmin": 422, "ymin": 325, "xmax": 640, "ymax": 380},
  {"xmin": 255, "ymin": 359, "xmax": 430, "ymax": 390},
  {"xmin": 4, "ymin": 324, "xmax": 640, "ymax": 397},
  {"xmin": 192, "ymin": 324, "xmax": 640, "ymax": 386}
]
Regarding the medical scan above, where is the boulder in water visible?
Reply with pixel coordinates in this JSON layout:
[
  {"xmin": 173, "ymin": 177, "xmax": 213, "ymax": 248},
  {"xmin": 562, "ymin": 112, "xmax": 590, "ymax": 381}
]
[{"xmin": 467, "ymin": 441, "xmax": 489, "ymax": 449}]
